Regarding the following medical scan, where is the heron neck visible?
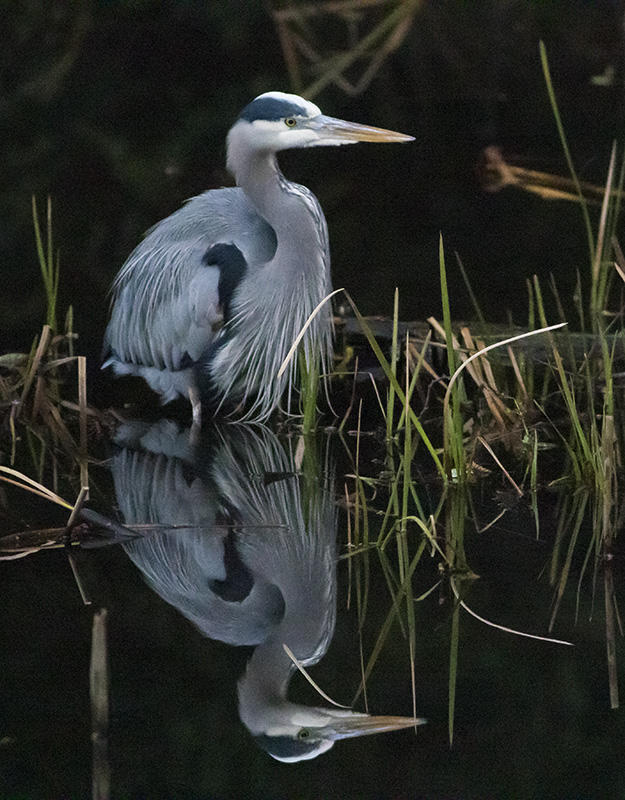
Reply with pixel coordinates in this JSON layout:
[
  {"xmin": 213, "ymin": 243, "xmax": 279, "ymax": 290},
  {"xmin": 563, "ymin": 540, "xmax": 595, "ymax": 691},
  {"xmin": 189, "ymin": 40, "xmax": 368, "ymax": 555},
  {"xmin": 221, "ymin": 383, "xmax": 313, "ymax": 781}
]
[
  {"xmin": 231, "ymin": 151, "xmax": 301, "ymax": 238},
  {"xmin": 243, "ymin": 638, "xmax": 293, "ymax": 698},
  {"xmin": 238, "ymin": 601, "xmax": 332, "ymax": 730},
  {"xmin": 236, "ymin": 638, "xmax": 299, "ymax": 735}
]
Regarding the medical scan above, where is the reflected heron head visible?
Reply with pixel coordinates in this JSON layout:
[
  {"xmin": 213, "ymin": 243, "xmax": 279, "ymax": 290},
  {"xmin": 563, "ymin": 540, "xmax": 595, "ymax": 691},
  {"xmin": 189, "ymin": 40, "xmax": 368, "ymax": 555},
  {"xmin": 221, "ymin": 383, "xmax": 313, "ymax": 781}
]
[{"xmin": 249, "ymin": 704, "xmax": 426, "ymax": 763}]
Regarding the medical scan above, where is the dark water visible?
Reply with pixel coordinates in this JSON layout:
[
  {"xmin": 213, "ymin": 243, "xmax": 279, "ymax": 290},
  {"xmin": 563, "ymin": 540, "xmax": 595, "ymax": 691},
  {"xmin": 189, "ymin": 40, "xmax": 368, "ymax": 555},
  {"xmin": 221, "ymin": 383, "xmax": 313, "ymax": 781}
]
[{"xmin": 1, "ymin": 420, "xmax": 624, "ymax": 800}]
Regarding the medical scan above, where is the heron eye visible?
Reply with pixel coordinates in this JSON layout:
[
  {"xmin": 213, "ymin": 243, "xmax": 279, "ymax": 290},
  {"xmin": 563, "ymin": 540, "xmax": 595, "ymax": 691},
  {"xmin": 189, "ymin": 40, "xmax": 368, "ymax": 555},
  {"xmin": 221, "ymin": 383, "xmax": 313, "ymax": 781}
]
[
  {"xmin": 297, "ymin": 728, "xmax": 310, "ymax": 739},
  {"xmin": 284, "ymin": 118, "xmax": 297, "ymax": 128}
]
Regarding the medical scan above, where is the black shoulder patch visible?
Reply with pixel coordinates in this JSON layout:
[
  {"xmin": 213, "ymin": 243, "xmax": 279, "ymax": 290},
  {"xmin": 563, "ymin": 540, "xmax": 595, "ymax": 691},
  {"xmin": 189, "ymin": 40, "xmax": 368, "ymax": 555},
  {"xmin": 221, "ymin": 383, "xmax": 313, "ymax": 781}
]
[
  {"xmin": 202, "ymin": 243, "xmax": 247, "ymax": 322},
  {"xmin": 239, "ymin": 96, "xmax": 307, "ymax": 123},
  {"xmin": 208, "ymin": 530, "xmax": 254, "ymax": 602}
]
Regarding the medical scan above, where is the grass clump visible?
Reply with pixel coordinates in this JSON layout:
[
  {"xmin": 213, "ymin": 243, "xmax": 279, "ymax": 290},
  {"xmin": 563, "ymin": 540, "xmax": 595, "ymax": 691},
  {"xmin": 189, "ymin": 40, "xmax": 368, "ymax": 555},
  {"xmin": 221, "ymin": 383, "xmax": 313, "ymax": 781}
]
[
  {"xmin": 334, "ymin": 42, "xmax": 625, "ymax": 736},
  {"xmin": 1, "ymin": 198, "xmax": 89, "ymax": 490}
]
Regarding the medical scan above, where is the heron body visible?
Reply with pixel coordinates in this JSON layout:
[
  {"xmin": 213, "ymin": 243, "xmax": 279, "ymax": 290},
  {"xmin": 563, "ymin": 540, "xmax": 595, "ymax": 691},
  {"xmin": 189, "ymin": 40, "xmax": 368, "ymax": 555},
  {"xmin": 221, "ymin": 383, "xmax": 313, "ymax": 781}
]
[{"xmin": 103, "ymin": 91, "xmax": 413, "ymax": 420}]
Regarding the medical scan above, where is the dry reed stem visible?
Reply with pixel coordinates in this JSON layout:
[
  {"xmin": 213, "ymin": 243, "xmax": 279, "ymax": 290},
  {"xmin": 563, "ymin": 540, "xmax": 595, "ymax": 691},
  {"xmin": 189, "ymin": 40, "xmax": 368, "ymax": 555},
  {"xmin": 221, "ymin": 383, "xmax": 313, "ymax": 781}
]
[
  {"xmin": 477, "ymin": 436, "xmax": 522, "ymax": 497},
  {"xmin": 481, "ymin": 146, "xmax": 624, "ymax": 204},
  {"xmin": 283, "ymin": 643, "xmax": 350, "ymax": 708},
  {"xmin": 277, "ymin": 287, "xmax": 344, "ymax": 379},
  {"xmin": 442, "ymin": 323, "xmax": 568, "ymax": 428},
  {"xmin": 19, "ymin": 325, "xmax": 52, "ymax": 411},
  {"xmin": 450, "ymin": 577, "xmax": 574, "ymax": 647},
  {"xmin": 78, "ymin": 355, "xmax": 89, "ymax": 494},
  {"xmin": 91, "ymin": 607, "xmax": 110, "ymax": 800}
]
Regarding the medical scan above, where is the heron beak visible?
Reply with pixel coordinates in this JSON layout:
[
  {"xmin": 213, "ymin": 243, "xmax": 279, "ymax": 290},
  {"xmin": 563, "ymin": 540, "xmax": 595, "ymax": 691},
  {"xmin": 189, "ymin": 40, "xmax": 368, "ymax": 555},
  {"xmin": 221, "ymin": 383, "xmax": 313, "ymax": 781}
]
[
  {"xmin": 324, "ymin": 713, "xmax": 426, "ymax": 740},
  {"xmin": 313, "ymin": 115, "xmax": 415, "ymax": 143}
]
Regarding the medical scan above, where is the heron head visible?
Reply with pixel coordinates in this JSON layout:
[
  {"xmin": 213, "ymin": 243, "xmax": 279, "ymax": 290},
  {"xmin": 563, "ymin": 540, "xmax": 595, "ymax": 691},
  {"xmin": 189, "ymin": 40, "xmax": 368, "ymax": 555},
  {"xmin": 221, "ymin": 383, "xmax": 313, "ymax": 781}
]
[
  {"xmin": 227, "ymin": 90, "xmax": 414, "ymax": 170},
  {"xmin": 248, "ymin": 704, "xmax": 426, "ymax": 763}
]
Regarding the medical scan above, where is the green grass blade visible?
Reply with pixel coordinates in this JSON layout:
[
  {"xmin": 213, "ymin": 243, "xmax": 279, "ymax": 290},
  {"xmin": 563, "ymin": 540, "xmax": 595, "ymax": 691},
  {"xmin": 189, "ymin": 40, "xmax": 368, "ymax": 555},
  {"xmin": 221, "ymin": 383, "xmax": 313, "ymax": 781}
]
[
  {"xmin": 448, "ymin": 603, "xmax": 460, "ymax": 746},
  {"xmin": 539, "ymin": 41, "xmax": 595, "ymax": 265},
  {"xmin": 386, "ymin": 288, "xmax": 399, "ymax": 440},
  {"xmin": 345, "ymin": 291, "xmax": 445, "ymax": 479},
  {"xmin": 439, "ymin": 235, "xmax": 465, "ymax": 480}
]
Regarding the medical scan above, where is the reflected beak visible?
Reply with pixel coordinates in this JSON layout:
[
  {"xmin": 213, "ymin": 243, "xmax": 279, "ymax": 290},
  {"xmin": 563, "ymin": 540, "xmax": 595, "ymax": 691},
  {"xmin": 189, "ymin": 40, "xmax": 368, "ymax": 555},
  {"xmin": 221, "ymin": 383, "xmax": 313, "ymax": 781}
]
[
  {"xmin": 324, "ymin": 713, "xmax": 426, "ymax": 741},
  {"xmin": 313, "ymin": 115, "xmax": 415, "ymax": 144}
]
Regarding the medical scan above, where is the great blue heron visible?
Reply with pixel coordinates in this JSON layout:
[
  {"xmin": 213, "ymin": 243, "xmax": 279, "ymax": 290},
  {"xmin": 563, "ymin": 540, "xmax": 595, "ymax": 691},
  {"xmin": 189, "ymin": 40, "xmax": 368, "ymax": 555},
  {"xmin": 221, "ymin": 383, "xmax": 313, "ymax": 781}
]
[
  {"xmin": 110, "ymin": 420, "xmax": 424, "ymax": 761},
  {"xmin": 103, "ymin": 92, "xmax": 413, "ymax": 420}
]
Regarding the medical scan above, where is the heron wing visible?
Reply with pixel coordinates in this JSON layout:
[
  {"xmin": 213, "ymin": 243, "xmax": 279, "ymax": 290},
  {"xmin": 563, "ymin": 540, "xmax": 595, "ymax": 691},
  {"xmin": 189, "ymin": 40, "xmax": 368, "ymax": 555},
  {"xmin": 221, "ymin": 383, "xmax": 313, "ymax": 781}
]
[
  {"xmin": 111, "ymin": 422, "xmax": 286, "ymax": 646},
  {"xmin": 103, "ymin": 188, "xmax": 277, "ymax": 372}
]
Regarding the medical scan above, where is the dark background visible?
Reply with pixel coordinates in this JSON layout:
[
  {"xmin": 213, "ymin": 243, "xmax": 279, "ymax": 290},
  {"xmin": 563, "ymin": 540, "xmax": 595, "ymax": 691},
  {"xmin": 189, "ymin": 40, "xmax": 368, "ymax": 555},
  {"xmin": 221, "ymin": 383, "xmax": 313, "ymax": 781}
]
[{"xmin": 3, "ymin": 0, "xmax": 624, "ymax": 365}]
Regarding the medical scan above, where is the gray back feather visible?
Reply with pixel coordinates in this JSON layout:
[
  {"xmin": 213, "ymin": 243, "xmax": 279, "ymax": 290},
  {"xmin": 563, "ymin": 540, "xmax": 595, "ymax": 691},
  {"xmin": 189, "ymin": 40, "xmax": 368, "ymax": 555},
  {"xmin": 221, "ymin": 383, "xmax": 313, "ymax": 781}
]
[{"xmin": 104, "ymin": 189, "xmax": 277, "ymax": 371}]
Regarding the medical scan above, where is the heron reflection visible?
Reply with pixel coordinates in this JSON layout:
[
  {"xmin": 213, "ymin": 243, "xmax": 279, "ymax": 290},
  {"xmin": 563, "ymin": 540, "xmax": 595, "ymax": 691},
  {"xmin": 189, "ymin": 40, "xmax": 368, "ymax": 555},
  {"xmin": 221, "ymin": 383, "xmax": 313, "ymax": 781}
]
[{"xmin": 111, "ymin": 421, "xmax": 423, "ymax": 761}]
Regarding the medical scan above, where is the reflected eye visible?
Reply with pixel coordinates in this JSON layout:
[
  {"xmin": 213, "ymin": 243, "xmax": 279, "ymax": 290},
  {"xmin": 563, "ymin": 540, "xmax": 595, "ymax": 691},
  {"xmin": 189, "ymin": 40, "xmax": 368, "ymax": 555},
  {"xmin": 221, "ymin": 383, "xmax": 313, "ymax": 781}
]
[
  {"xmin": 284, "ymin": 118, "xmax": 297, "ymax": 128},
  {"xmin": 297, "ymin": 728, "xmax": 310, "ymax": 739}
]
